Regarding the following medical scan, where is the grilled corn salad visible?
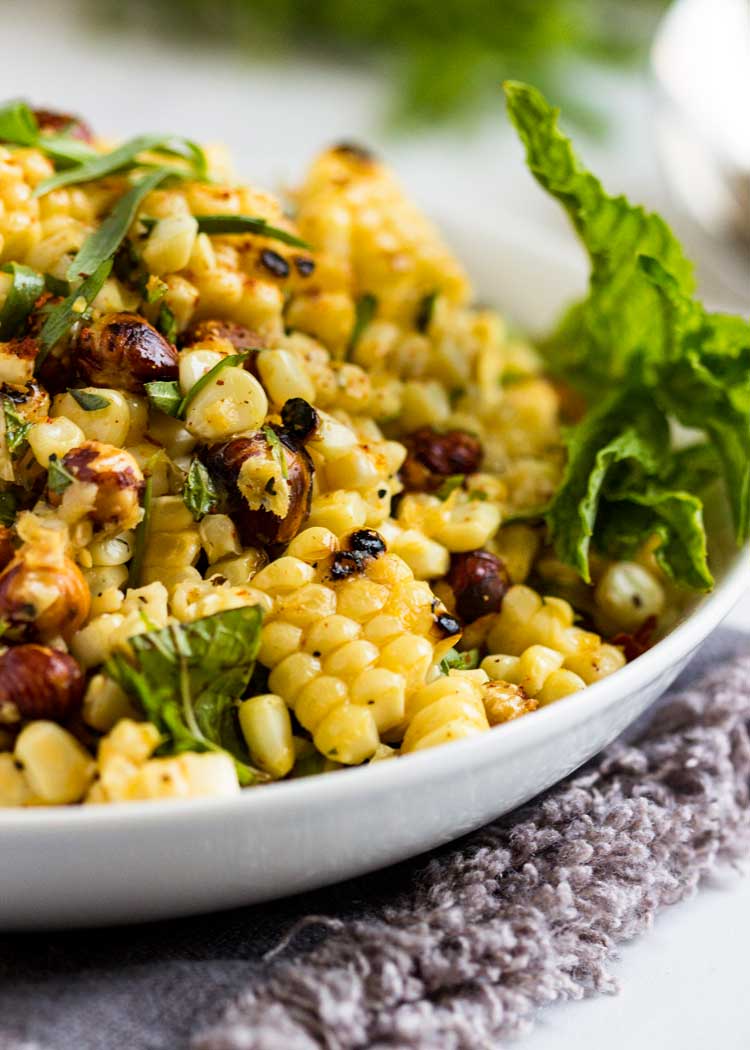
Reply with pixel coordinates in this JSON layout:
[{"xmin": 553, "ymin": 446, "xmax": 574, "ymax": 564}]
[{"xmin": 0, "ymin": 84, "xmax": 743, "ymax": 807}]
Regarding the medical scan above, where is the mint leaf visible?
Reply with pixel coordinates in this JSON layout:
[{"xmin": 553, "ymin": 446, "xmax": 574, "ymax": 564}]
[
  {"xmin": 105, "ymin": 607, "xmax": 266, "ymax": 785},
  {"xmin": 47, "ymin": 454, "xmax": 76, "ymax": 495},
  {"xmin": 0, "ymin": 101, "xmax": 38, "ymax": 145},
  {"xmin": 183, "ymin": 459, "xmax": 218, "ymax": 520},
  {"xmin": 2, "ymin": 401, "xmax": 31, "ymax": 455},
  {"xmin": 144, "ymin": 379, "xmax": 181, "ymax": 416},
  {"xmin": 68, "ymin": 389, "xmax": 111, "ymax": 412}
]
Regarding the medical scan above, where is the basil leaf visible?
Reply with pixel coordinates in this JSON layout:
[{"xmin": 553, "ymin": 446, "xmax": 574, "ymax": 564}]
[
  {"xmin": 178, "ymin": 352, "xmax": 249, "ymax": 418},
  {"xmin": 68, "ymin": 389, "xmax": 111, "ymax": 412},
  {"xmin": 0, "ymin": 101, "xmax": 38, "ymax": 145},
  {"xmin": 47, "ymin": 454, "xmax": 76, "ymax": 495},
  {"xmin": 195, "ymin": 214, "xmax": 310, "ymax": 249},
  {"xmin": 36, "ymin": 259, "xmax": 112, "ymax": 372},
  {"xmin": 2, "ymin": 401, "xmax": 31, "ymax": 455},
  {"xmin": 144, "ymin": 379, "xmax": 182, "ymax": 416},
  {"xmin": 128, "ymin": 475, "xmax": 152, "ymax": 588},
  {"xmin": 105, "ymin": 606, "xmax": 266, "ymax": 786},
  {"xmin": 183, "ymin": 459, "xmax": 218, "ymax": 520},
  {"xmin": 0, "ymin": 263, "xmax": 45, "ymax": 340},
  {"xmin": 348, "ymin": 293, "xmax": 377, "ymax": 357},
  {"xmin": 157, "ymin": 302, "xmax": 177, "ymax": 344},
  {"xmin": 67, "ymin": 168, "xmax": 172, "ymax": 280},
  {"xmin": 0, "ymin": 489, "xmax": 18, "ymax": 527},
  {"xmin": 35, "ymin": 133, "xmax": 208, "ymax": 196},
  {"xmin": 262, "ymin": 425, "xmax": 288, "ymax": 479}
]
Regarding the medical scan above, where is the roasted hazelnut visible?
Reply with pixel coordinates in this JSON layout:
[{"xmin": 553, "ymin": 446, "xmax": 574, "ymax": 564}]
[
  {"xmin": 0, "ymin": 644, "xmax": 84, "ymax": 723},
  {"xmin": 183, "ymin": 319, "xmax": 266, "ymax": 352},
  {"xmin": 50, "ymin": 441, "xmax": 145, "ymax": 532},
  {"xmin": 401, "ymin": 427, "xmax": 483, "ymax": 492},
  {"xmin": 0, "ymin": 379, "xmax": 50, "ymax": 423},
  {"xmin": 447, "ymin": 549, "xmax": 510, "ymax": 624},
  {"xmin": 0, "ymin": 527, "xmax": 16, "ymax": 572},
  {"xmin": 202, "ymin": 429, "xmax": 314, "ymax": 548},
  {"xmin": 0, "ymin": 335, "xmax": 39, "ymax": 387},
  {"xmin": 32, "ymin": 108, "xmax": 94, "ymax": 142},
  {"xmin": 76, "ymin": 313, "xmax": 178, "ymax": 394},
  {"xmin": 0, "ymin": 549, "xmax": 90, "ymax": 642}
]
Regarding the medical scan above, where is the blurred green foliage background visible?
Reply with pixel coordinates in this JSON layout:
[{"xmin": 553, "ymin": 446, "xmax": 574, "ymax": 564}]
[{"xmin": 93, "ymin": 0, "xmax": 670, "ymax": 133}]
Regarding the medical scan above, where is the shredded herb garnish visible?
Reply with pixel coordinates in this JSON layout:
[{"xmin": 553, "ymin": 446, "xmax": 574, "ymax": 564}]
[
  {"xmin": 195, "ymin": 214, "xmax": 310, "ymax": 249},
  {"xmin": 439, "ymin": 648, "xmax": 480, "ymax": 674},
  {"xmin": 415, "ymin": 291, "xmax": 438, "ymax": 333},
  {"xmin": 436, "ymin": 474, "xmax": 465, "ymax": 500},
  {"xmin": 0, "ymin": 263, "xmax": 45, "ymax": 340},
  {"xmin": 2, "ymin": 402, "xmax": 31, "ymax": 455},
  {"xmin": 144, "ymin": 380, "xmax": 182, "ymax": 417},
  {"xmin": 183, "ymin": 459, "xmax": 218, "ymax": 520},
  {"xmin": 36, "ymin": 259, "xmax": 112, "ymax": 372},
  {"xmin": 347, "ymin": 293, "xmax": 377, "ymax": 358},
  {"xmin": 157, "ymin": 302, "xmax": 178, "ymax": 344},
  {"xmin": 68, "ymin": 389, "xmax": 111, "ymax": 412}
]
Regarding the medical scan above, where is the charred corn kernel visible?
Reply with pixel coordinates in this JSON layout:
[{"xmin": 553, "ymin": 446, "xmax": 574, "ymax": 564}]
[
  {"xmin": 28, "ymin": 417, "xmax": 86, "ymax": 467},
  {"xmin": 251, "ymin": 556, "xmax": 316, "ymax": 595},
  {"xmin": 83, "ymin": 674, "xmax": 139, "ymax": 731},
  {"xmin": 15, "ymin": 722, "xmax": 95, "ymax": 804},
  {"xmin": 566, "ymin": 643, "xmax": 626, "ymax": 685},
  {"xmin": 303, "ymin": 614, "xmax": 361, "ymax": 655},
  {"xmin": 258, "ymin": 620, "xmax": 304, "ymax": 667},
  {"xmin": 390, "ymin": 530, "xmax": 449, "ymax": 580},
  {"xmin": 492, "ymin": 523, "xmax": 540, "ymax": 584},
  {"xmin": 594, "ymin": 561, "xmax": 665, "ymax": 632},
  {"xmin": 0, "ymin": 753, "xmax": 35, "ymax": 807},
  {"xmin": 142, "ymin": 214, "xmax": 198, "ymax": 275},
  {"xmin": 198, "ymin": 514, "xmax": 242, "ymax": 563},
  {"xmin": 256, "ymin": 348, "xmax": 316, "ymax": 405},
  {"xmin": 537, "ymin": 669, "xmax": 586, "ymax": 706},
  {"xmin": 313, "ymin": 703, "xmax": 379, "ymax": 764},
  {"xmin": 482, "ymin": 680, "xmax": 538, "ymax": 724},
  {"xmin": 239, "ymin": 694, "xmax": 294, "ymax": 778},
  {"xmin": 296, "ymin": 675, "xmax": 349, "ymax": 731},
  {"xmin": 52, "ymin": 389, "xmax": 132, "ymax": 447},
  {"xmin": 350, "ymin": 666, "xmax": 406, "ymax": 732},
  {"xmin": 307, "ymin": 490, "xmax": 368, "ymax": 535},
  {"xmin": 185, "ymin": 368, "xmax": 267, "ymax": 441},
  {"xmin": 286, "ymin": 526, "xmax": 339, "ymax": 565},
  {"xmin": 150, "ymin": 494, "xmax": 194, "ymax": 532},
  {"xmin": 268, "ymin": 652, "xmax": 322, "ymax": 706}
]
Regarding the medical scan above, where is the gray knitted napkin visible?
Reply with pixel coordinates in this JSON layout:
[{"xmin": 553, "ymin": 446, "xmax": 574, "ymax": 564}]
[{"xmin": 1, "ymin": 627, "xmax": 748, "ymax": 1050}]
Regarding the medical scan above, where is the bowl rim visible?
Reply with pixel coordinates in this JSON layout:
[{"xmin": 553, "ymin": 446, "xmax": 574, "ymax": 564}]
[{"xmin": 3, "ymin": 541, "xmax": 747, "ymax": 833}]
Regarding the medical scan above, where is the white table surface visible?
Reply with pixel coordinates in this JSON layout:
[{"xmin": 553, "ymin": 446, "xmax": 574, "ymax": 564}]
[{"xmin": 4, "ymin": 6, "xmax": 750, "ymax": 1045}]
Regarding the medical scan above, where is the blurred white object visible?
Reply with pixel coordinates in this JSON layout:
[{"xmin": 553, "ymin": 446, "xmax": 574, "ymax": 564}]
[{"xmin": 652, "ymin": 0, "xmax": 750, "ymax": 297}]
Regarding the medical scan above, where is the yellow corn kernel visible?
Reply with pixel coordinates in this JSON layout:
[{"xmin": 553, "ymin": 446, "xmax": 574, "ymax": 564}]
[
  {"xmin": 142, "ymin": 214, "xmax": 198, "ymax": 275},
  {"xmin": 390, "ymin": 530, "xmax": 449, "ymax": 580},
  {"xmin": 335, "ymin": 577, "xmax": 390, "ymax": 622},
  {"xmin": 492, "ymin": 523, "xmax": 540, "ymax": 584},
  {"xmin": 124, "ymin": 752, "xmax": 239, "ymax": 800},
  {"xmin": 406, "ymin": 674, "xmax": 482, "ymax": 721},
  {"xmin": 313, "ymin": 703, "xmax": 379, "ymax": 765},
  {"xmin": 274, "ymin": 583, "xmax": 337, "ymax": 626},
  {"xmin": 212, "ymin": 548, "xmax": 266, "ymax": 585},
  {"xmin": 379, "ymin": 633, "xmax": 434, "ymax": 691},
  {"xmin": 303, "ymin": 614, "xmax": 361, "ymax": 656},
  {"xmin": 150, "ymin": 494, "xmax": 195, "ymax": 532},
  {"xmin": 99, "ymin": 718, "xmax": 160, "ymax": 767},
  {"xmin": 199, "ymin": 513, "xmax": 242, "ymax": 563},
  {"xmin": 256, "ymin": 348, "xmax": 316, "ymax": 405},
  {"xmin": 537, "ymin": 669, "xmax": 586, "ymax": 706},
  {"xmin": 362, "ymin": 613, "xmax": 403, "ymax": 646},
  {"xmin": 295, "ymin": 675, "xmax": 349, "ymax": 731},
  {"xmin": 82, "ymin": 674, "xmax": 139, "ymax": 732},
  {"xmin": 258, "ymin": 620, "xmax": 304, "ymax": 667},
  {"xmin": 486, "ymin": 585, "xmax": 543, "ymax": 655},
  {"xmin": 350, "ymin": 666, "xmax": 406, "ymax": 732},
  {"xmin": 268, "ymin": 652, "xmax": 322, "ymax": 706},
  {"xmin": 566, "ymin": 643, "xmax": 626, "ymax": 685},
  {"xmin": 324, "ymin": 638, "xmax": 379, "ymax": 679},
  {"xmin": 239, "ymin": 694, "xmax": 295, "ymax": 779},
  {"xmin": 0, "ymin": 753, "xmax": 35, "ymax": 806},
  {"xmin": 403, "ymin": 718, "xmax": 484, "ymax": 753},
  {"xmin": 594, "ymin": 561, "xmax": 665, "ymax": 632},
  {"xmin": 307, "ymin": 490, "xmax": 368, "ymax": 535},
  {"xmin": 15, "ymin": 722, "xmax": 95, "ymax": 804},
  {"xmin": 286, "ymin": 526, "xmax": 339, "ymax": 565},
  {"xmin": 27, "ymin": 416, "xmax": 85, "ymax": 467},
  {"xmin": 88, "ymin": 531, "xmax": 135, "ymax": 566},
  {"xmin": 52, "ymin": 388, "xmax": 132, "ymax": 447},
  {"xmin": 185, "ymin": 368, "xmax": 268, "ymax": 442},
  {"xmin": 432, "ymin": 500, "xmax": 501, "ymax": 552},
  {"xmin": 142, "ymin": 528, "xmax": 201, "ymax": 569},
  {"xmin": 252, "ymin": 556, "xmax": 316, "ymax": 595},
  {"xmin": 324, "ymin": 447, "xmax": 382, "ymax": 492}
]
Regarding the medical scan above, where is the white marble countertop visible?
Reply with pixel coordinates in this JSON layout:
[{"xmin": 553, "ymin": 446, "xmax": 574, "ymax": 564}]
[{"xmin": 4, "ymin": 6, "xmax": 750, "ymax": 1044}]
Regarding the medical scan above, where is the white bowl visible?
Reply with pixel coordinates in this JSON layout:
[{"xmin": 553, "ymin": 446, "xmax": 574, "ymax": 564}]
[{"xmin": 1, "ymin": 219, "xmax": 747, "ymax": 930}]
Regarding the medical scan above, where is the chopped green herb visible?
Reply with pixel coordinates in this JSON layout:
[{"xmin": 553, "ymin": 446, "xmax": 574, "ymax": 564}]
[
  {"xmin": 348, "ymin": 293, "xmax": 377, "ymax": 358},
  {"xmin": 35, "ymin": 133, "xmax": 208, "ymax": 197},
  {"xmin": 67, "ymin": 168, "xmax": 173, "ymax": 281},
  {"xmin": 263, "ymin": 425, "xmax": 288, "ymax": 479},
  {"xmin": 44, "ymin": 273, "xmax": 71, "ymax": 297},
  {"xmin": 436, "ymin": 474, "xmax": 465, "ymax": 500},
  {"xmin": 68, "ymin": 388, "xmax": 111, "ymax": 412},
  {"xmin": 415, "ymin": 290, "xmax": 438, "ymax": 333},
  {"xmin": 0, "ymin": 263, "xmax": 45, "ymax": 340},
  {"xmin": 36, "ymin": 259, "xmax": 112, "ymax": 373},
  {"xmin": 439, "ymin": 648, "xmax": 480, "ymax": 674},
  {"xmin": 105, "ymin": 606, "xmax": 266, "ymax": 786},
  {"xmin": 0, "ymin": 101, "xmax": 38, "ymax": 146},
  {"xmin": 2, "ymin": 402, "xmax": 31, "ymax": 455},
  {"xmin": 0, "ymin": 490, "xmax": 17, "ymax": 527},
  {"xmin": 468, "ymin": 489, "xmax": 488, "ymax": 501},
  {"xmin": 178, "ymin": 352, "xmax": 249, "ymax": 418},
  {"xmin": 183, "ymin": 459, "xmax": 218, "ymax": 520},
  {"xmin": 47, "ymin": 454, "xmax": 76, "ymax": 495},
  {"xmin": 195, "ymin": 214, "xmax": 310, "ymax": 249},
  {"xmin": 128, "ymin": 475, "xmax": 153, "ymax": 588},
  {"xmin": 144, "ymin": 274, "xmax": 168, "ymax": 304},
  {"xmin": 157, "ymin": 302, "xmax": 178, "ymax": 344},
  {"xmin": 144, "ymin": 379, "xmax": 182, "ymax": 416}
]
